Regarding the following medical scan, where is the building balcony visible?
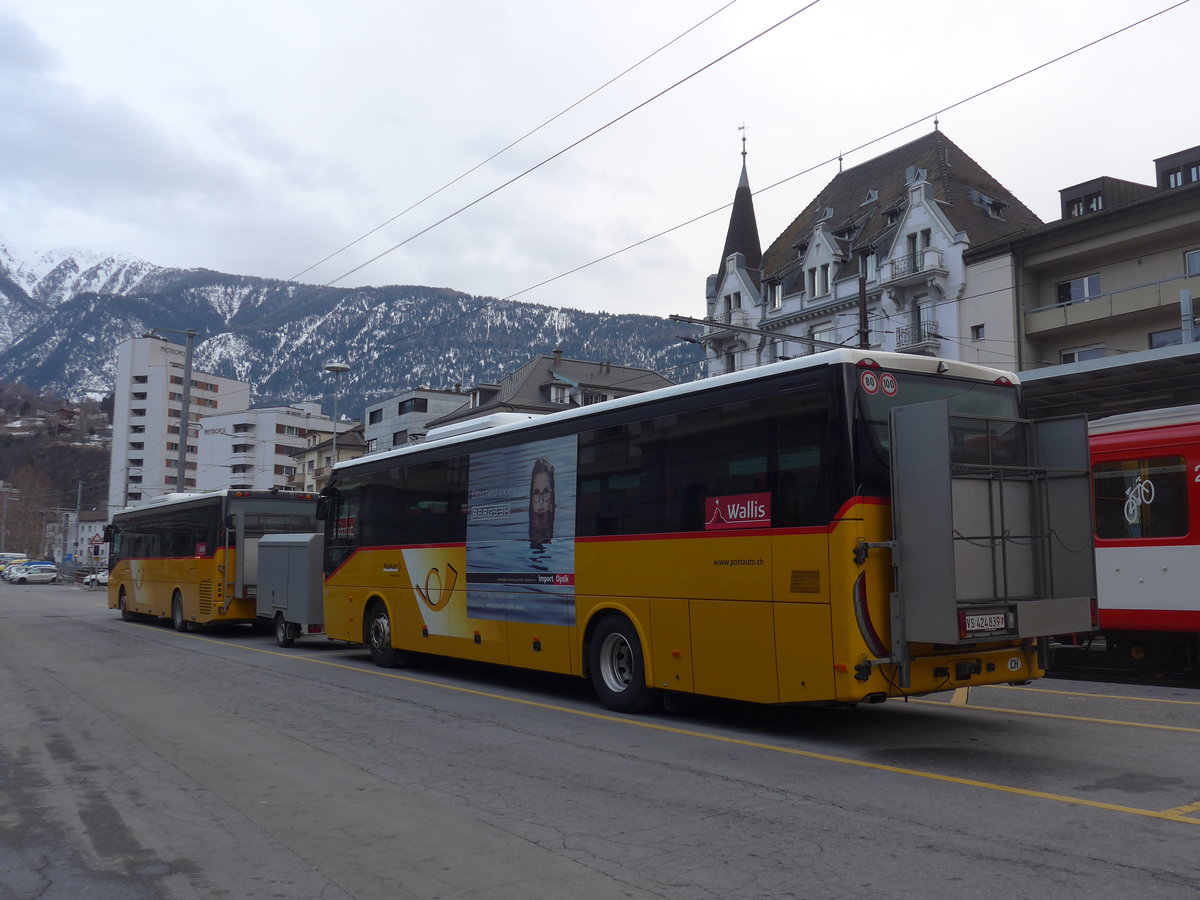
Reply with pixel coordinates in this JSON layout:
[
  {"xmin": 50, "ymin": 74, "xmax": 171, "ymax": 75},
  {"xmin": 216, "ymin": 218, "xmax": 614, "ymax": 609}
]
[
  {"xmin": 896, "ymin": 319, "xmax": 941, "ymax": 354},
  {"xmin": 1025, "ymin": 274, "xmax": 1200, "ymax": 337},
  {"xmin": 703, "ymin": 307, "xmax": 753, "ymax": 340},
  {"xmin": 880, "ymin": 249, "xmax": 947, "ymax": 288}
]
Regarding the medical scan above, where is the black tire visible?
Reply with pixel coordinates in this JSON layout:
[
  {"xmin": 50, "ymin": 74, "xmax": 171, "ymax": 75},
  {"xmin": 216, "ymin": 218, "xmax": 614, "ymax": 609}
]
[
  {"xmin": 16, "ymin": 577, "xmax": 26, "ymax": 585},
  {"xmin": 171, "ymin": 592, "xmax": 189, "ymax": 632},
  {"xmin": 275, "ymin": 613, "xmax": 295, "ymax": 648},
  {"xmin": 366, "ymin": 601, "xmax": 405, "ymax": 668},
  {"xmin": 588, "ymin": 614, "xmax": 658, "ymax": 713},
  {"xmin": 119, "ymin": 589, "xmax": 136, "ymax": 622}
]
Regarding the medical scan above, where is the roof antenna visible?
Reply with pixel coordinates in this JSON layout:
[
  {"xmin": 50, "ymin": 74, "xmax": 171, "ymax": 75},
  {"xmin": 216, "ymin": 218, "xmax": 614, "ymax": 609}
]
[
  {"xmin": 838, "ymin": 151, "xmax": 843, "ymax": 173},
  {"xmin": 738, "ymin": 123, "xmax": 747, "ymax": 160}
]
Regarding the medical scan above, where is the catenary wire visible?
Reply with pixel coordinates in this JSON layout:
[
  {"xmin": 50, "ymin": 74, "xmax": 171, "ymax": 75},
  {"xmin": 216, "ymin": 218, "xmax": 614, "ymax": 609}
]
[{"xmin": 286, "ymin": 0, "xmax": 741, "ymax": 284}]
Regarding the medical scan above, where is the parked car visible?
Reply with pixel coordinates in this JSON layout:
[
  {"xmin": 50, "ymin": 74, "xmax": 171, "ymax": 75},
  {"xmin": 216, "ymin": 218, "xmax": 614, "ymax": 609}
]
[
  {"xmin": 10, "ymin": 564, "xmax": 58, "ymax": 584},
  {"xmin": 1, "ymin": 559, "xmax": 32, "ymax": 579},
  {"xmin": 82, "ymin": 570, "xmax": 109, "ymax": 586}
]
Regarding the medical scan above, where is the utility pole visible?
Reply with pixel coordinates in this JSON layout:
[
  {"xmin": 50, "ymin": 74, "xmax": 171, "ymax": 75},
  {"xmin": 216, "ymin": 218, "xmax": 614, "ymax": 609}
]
[
  {"xmin": 858, "ymin": 275, "xmax": 870, "ymax": 349},
  {"xmin": 176, "ymin": 329, "xmax": 196, "ymax": 492}
]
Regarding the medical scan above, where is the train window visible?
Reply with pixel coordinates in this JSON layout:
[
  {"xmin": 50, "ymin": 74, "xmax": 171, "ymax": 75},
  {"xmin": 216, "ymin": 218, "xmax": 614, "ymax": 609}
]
[{"xmin": 1093, "ymin": 456, "xmax": 1189, "ymax": 539}]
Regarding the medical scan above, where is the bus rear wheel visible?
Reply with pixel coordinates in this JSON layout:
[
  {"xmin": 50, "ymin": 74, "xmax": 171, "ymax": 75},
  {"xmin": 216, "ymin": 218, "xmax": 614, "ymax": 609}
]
[
  {"xmin": 366, "ymin": 601, "xmax": 406, "ymax": 668},
  {"xmin": 171, "ymin": 592, "xmax": 189, "ymax": 632},
  {"xmin": 589, "ymin": 614, "xmax": 658, "ymax": 713}
]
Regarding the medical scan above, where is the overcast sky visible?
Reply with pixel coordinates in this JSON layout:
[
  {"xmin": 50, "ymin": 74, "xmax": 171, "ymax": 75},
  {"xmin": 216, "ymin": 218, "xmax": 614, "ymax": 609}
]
[{"xmin": 1, "ymin": 0, "xmax": 1195, "ymax": 319}]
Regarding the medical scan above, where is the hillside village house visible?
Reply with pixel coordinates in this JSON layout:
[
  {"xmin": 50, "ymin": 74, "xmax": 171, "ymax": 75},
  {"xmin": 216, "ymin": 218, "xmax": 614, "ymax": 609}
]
[{"xmin": 703, "ymin": 131, "xmax": 1200, "ymax": 419}]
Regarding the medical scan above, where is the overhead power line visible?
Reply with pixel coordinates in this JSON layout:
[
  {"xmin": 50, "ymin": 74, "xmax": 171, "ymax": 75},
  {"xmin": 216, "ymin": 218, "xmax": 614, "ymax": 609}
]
[
  {"xmin": 323, "ymin": 1, "xmax": 824, "ymax": 287},
  {"xmin": 365, "ymin": 0, "xmax": 1188, "ymax": 354},
  {"xmin": 287, "ymin": 0, "xmax": 742, "ymax": 284}
]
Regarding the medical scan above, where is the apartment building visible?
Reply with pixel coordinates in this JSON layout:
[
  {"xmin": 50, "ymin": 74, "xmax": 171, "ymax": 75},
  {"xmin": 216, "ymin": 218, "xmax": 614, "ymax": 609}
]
[
  {"xmin": 108, "ymin": 336, "xmax": 251, "ymax": 510},
  {"xmin": 703, "ymin": 131, "xmax": 1041, "ymax": 375},
  {"xmin": 194, "ymin": 402, "xmax": 339, "ymax": 492},
  {"xmin": 362, "ymin": 387, "xmax": 465, "ymax": 453},
  {"xmin": 965, "ymin": 143, "xmax": 1200, "ymax": 417}
]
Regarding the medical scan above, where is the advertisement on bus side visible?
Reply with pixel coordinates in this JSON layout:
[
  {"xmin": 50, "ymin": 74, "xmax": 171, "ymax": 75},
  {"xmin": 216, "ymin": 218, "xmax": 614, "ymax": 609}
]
[{"xmin": 465, "ymin": 435, "xmax": 578, "ymax": 625}]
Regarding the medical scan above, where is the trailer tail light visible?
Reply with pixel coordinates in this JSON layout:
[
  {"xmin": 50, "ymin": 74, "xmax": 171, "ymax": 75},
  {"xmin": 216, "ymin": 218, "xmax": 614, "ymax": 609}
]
[
  {"xmin": 853, "ymin": 572, "xmax": 888, "ymax": 658},
  {"xmin": 1091, "ymin": 597, "xmax": 1099, "ymax": 629}
]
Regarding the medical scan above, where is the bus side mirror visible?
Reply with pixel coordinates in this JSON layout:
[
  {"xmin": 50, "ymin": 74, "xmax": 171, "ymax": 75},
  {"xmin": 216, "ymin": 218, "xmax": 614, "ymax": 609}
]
[
  {"xmin": 103, "ymin": 524, "xmax": 113, "ymax": 542},
  {"xmin": 315, "ymin": 497, "xmax": 329, "ymax": 521}
]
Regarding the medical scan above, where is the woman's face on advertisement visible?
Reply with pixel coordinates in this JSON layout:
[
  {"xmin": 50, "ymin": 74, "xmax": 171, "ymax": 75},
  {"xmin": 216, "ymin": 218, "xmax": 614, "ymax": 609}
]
[{"xmin": 531, "ymin": 470, "xmax": 553, "ymax": 514}]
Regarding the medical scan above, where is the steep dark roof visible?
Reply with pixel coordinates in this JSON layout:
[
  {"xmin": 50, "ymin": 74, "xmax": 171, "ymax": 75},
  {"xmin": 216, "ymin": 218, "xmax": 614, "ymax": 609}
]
[
  {"xmin": 761, "ymin": 130, "xmax": 1043, "ymax": 280},
  {"xmin": 427, "ymin": 353, "xmax": 675, "ymax": 427},
  {"xmin": 715, "ymin": 159, "xmax": 763, "ymax": 290}
]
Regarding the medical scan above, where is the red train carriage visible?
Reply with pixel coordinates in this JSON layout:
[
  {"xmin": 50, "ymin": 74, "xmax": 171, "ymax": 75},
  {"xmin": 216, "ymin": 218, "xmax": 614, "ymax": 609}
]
[{"xmin": 1090, "ymin": 405, "xmax": 1200, "ymax": 675}]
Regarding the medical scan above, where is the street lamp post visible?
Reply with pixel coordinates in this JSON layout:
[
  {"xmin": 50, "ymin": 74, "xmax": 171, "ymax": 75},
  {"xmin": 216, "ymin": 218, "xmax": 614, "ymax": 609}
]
[{"xmin": 324, "ymin": 361, "xmax": 350, "ymax": 477}]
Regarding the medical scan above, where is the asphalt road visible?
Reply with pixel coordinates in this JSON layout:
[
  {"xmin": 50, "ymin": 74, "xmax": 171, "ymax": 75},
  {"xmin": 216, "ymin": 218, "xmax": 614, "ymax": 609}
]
[{"xmin": 2, "ymin": 583, "xmax": 1199, "ymax": 899}]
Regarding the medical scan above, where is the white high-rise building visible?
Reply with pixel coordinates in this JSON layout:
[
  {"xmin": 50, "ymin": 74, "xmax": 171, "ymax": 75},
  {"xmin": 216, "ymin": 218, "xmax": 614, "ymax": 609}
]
[
  {"xmin": 108, "ymin": 336, "xmax": 251, "ymax": 510},
  {"xmin": 195, "ymin": 402, "xmax": 343, "ymax": 492}
]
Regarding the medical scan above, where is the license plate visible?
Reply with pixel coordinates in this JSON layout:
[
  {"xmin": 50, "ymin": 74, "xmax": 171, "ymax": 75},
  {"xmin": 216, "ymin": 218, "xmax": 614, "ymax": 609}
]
[{"xmin": 965, "ymin": 613, "xmax": 1007, "ymax": 632}]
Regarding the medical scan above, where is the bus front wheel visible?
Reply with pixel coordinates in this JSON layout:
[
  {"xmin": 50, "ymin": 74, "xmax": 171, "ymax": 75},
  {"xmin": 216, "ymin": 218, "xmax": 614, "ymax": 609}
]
[
  {"xmin": 171, "ymin": 592, "xmax": 189, "ymax": 632},
  {"xmin": 118, "ymin": 588, "xmax": 136, "ymax": 622},
  {"xmin": 589, "ymin": 614, "xmax": 658, "ymax": 714},
  {"xmin": 366, "ymin": 601, "xmax": 405, "ymax": 668}
]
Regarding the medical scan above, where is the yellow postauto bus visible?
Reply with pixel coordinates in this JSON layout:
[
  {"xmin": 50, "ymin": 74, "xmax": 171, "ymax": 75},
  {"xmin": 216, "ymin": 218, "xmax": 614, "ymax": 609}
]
[
  {"xmin": 107, "ymin": 489, "xmax": 318, "ymax": 631},
  {"xmin": 320, "ymin": 350, "xmax": 1096, "ymax": 712}
]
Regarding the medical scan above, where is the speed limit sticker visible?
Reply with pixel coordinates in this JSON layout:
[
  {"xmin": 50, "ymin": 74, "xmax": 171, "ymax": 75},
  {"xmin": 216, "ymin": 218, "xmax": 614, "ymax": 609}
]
[
  {"xmin": 860, "ymin": 370, "xmax": 880, "ymax": 394},
  {"xmin": 880, "ymin": 372, "xmax": 898, "ymax": 396}
]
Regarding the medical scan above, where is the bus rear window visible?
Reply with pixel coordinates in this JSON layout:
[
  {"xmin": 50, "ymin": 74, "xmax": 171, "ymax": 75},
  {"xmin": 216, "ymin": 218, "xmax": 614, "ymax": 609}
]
[{"xmin": 857, "ymin": 372, "xmax": 1019, "ymax": 456}]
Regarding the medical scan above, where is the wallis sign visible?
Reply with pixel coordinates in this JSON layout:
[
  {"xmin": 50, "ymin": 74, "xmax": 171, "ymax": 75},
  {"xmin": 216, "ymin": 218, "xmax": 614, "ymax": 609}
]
[{"xmin": 704, "ymin": 492, "xmax": 771, "ymax": 530}]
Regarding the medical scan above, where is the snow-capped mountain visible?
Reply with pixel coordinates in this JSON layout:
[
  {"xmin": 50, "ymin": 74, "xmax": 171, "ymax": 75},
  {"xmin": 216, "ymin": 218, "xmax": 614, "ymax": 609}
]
[{"xmin": 0, "ymin": 243, "xmax": 705, "ymax": 414}]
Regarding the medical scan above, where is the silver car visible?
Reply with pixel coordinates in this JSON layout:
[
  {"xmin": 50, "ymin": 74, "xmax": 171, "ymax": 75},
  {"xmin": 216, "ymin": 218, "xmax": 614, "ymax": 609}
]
[{"xmin": 10, "ymin": 564, "xmax": 58, "ymax": 584}]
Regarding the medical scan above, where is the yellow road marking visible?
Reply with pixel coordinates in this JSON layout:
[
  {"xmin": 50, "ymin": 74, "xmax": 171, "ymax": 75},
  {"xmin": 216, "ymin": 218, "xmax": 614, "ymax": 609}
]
[
  {"xmin": 997, "ymin": 684, "xmax": 1200, "ymax": 707},
  {"xmin": 1161, "ymin": 800, "xmax": 1200, "ymax": 817},
  {"xmin": 911, "ymin": 698, "xmax": 1200, "ymax": 735},
  {"xmin": 131, "ymin": 623, "xmax": 1200, "ymax": 828}
]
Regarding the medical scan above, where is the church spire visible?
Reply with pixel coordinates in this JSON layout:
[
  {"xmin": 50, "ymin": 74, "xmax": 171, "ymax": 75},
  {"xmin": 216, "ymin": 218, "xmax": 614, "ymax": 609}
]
[{"xmin": 716, "ymin": 129, "xmax": 762, "ymax": 289}]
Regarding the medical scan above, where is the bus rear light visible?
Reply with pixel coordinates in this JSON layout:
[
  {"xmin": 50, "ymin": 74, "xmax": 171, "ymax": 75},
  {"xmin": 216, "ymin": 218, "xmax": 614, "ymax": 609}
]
[
  {"xmin": 856, "ymin": 358, "xmax": 881, "ymax": 369},
  {"xmin": 993, "ymin": 376, "xmax": 1013, "ymax": 386},
  {"xmin": 1090, "ymin": 597, "xmax": 1099, "ymax": 629},
  {"xmin": 852, "ymin": 572, "xmax": 888, "ymax": 658}
]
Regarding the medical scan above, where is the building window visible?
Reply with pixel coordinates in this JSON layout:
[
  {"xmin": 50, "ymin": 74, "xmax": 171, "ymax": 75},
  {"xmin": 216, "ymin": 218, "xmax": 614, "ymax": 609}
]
[
  {"xmin": 818, "ymin": 264, "xmax": 829, "ymax": 295},
  {"xmin": 128, "ymin": 457, "xmax": 143, "ymax": 467},
  {"xmin": 398, "ymin": 398, "xmax": 428, "ymax": 415},
  {"xmin": 1186, "ymin": 249, "xmax": 1200, "ymax": 276},
  {"xmin": 920, "ymin": 229, "xmax": 932, "ymax": 249},
  {"xmin": 278, "ymin": 465, "xmax": 296, "ymax": 477},
  {"xmin": 368, "ymin": 409, "xmax": 383, "ymax": 424},
  {"xmin": 129, "ymin": 442, "xmax": 144, "ymax": 450},
  {"xmin": 130, "ymin": 408, "xmax": 145, "ymax": 417},
  {"xmin": 1056, "ymin": 275, "xmax": 1101, "ymax": 305},
  {"xmin": 366, "ymin": 438, "xmax": 377, "ymax": 453},
  {"xmin": 583, "ymin": 392, "xmax": 609, "ymax": 406},
  {"xmin": 1168, "ymin": 169, "xmax": 1184, "ymax": 188},
  {"xmin": 231, "ymin": 465, "xmax": 252, "ymax": 474},
  {"xmin": 232, "ymin": 443, "xmax": 254, "ymax": 454},
  {"xmin": 1061, "ymin": 345, "xmax": 1106, "ymax": 364},
  {"xmin": 130, "ymin": 425, "xmax": 145, "ymax": 434},
  {"xmin": 971, "ymin": 324, "xmax": 986, "ymax": 341},
  {"xmin": 392, "ymin": 431, "xmax": 408, "ymax": 447},
  {"xmin": 131, "ymin": 391, "xmax": 147, "ymax": 401},
  {"xmin": 132, "ymin": 375, "xmax": 148, "ymax": 384},
  {"xmin": 807, "ymin": 268, "xmax": 816, "ymax": 297},
  {"xmin": 307, "ymin": 460, "xmax": 315, "ymax": 472},
  {"xmin": 1151, "ymin": 327, "xmax": 1186, "ymax": 349},
  {"xmin": 233, "ymin": 423, "xmax": 254, "ymax": 433},
  {"xmin": 550, "ymin": 384, "xmax": 570, "ymax": 404}
]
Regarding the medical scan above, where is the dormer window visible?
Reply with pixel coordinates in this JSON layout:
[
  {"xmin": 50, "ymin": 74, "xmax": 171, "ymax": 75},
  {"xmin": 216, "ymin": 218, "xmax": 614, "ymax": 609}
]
[
  {"xmin": 884, "ymin": 209, "xmax": 901, "ymax": 226},
  {"xmin": 860, "ymin": 189, "xmax": 878, "ymax": 207},
  {"xmin": 969, "ymin": 188, "xmax": 1007, "ymax": 219}
]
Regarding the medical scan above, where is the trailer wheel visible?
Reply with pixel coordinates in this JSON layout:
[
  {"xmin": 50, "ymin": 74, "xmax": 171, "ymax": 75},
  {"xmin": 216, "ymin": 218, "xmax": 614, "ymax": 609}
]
[
  {"xmin": 171, "ymin": 591, "xmax": 189, "ymax": 632},
  {"xmin": 274, "ymin": 613, "xmax": 295, "ymax": 648},
  {"xmin": 366, "ymin": 600, "xmax": 406, "ymax": 668},
  {"xmin": 588, "ymin": 614, "xmax": 658, "ymax": 713}
]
